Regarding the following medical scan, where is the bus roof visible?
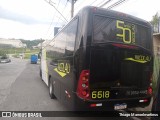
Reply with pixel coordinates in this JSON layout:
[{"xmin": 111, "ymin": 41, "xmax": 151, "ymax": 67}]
[
  {"xmin": 78, "ymin": 6, "xmax": 151, "ymax": 27},
  {"xmin": 51, "ymin": 6, "xmax": 151, "ymax": 45}
]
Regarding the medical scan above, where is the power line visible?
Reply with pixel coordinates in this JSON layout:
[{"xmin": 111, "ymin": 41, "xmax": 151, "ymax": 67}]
[
  {"xmin": 57, "ymin": 0, "xmax": 61, "ymax": 9},
  {"xmin": 107, "ymin": 0, "xmax": 128, "ymax": 9},
  {"xmin": 42, "ymin": 0, "xmax": 69, "ymax": 50},
  {"xmin": 74, "ymin": 0, "xmax": 87, "ymax": 11},
  {"xmin": 43, "ymin": 0, "xmax": 62, "ymax": 39},
  {"xmin": 44, "ymin": 0, "xmax": 69, "ymax": 40},
  {"xmin": 56, "ymin": 0, "xmax": 69, "ymax": 25},
  {"xmin": 47, "ymin": 0, "xmax": 69, "ymax": 39},
  {"xmin": 96, "ymin": 0, "xmax": 106, "ymax": 7},
  {"xmin": 44, "ymin": 0, "xmax": 68, "ymax": 22},
  {"xmin": 99, "ymin": 0, "xmax": 112, "ymax": 7},
  {"xmin": 74, "ymin": 0, "xmax": 101, "ymax": 16},
  {"xmin": 44, "ymin": 15, "xmax": 55, "ymax": 39},
  {"xmin": 90, "ymin": 0, "xmax": 98, "ymax": 5}
]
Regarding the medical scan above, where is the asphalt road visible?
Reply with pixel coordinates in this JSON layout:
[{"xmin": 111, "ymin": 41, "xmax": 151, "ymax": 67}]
[
  {"xmin": 0, "ymin": 58, "xmax": 27, "ymax": 105},
  {"xmin": 0, "ymin": 58, "xmax": 150, "ymax": 120}
]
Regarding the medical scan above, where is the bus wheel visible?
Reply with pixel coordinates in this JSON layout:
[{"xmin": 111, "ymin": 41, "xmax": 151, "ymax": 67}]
[{"xmin": 49, "ymin": 79, "xmax": 56, "ymax": 99}]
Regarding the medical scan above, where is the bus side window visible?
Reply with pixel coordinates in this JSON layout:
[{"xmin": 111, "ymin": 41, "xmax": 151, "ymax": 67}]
[{"xmin": 65, "ymin": 18, "xmax": 78, "ymax": 56}]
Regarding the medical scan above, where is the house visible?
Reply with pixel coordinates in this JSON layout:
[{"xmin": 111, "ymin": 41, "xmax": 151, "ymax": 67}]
[{"xmin": 0, "ymin": 38, "xmax": 26, "ymax": 48}]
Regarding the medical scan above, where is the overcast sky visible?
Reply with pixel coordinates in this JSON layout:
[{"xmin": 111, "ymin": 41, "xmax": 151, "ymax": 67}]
[{"xmin": 0, "ymin": 0, "xmax": 160, "ymax": 40}]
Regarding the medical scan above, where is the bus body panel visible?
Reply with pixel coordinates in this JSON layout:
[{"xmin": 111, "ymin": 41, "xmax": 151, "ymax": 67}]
[
  {"xmin": 46, "ymin": 49, "xmax": 76, "ymax": 108},
  {"xmin": 44, "ymin": 15, "xmax": 81, "ymax": 110}
]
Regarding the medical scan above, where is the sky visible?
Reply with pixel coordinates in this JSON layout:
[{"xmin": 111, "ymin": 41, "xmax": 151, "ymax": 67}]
[{"xmin": 0, "ymin": 0, "xmax": 160, "ymax": 40}]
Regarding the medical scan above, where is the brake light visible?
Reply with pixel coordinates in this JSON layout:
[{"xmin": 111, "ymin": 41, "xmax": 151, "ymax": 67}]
[
  {"xmin": 90, "ymin": 103, "xmax": 102, "ymax": 107},
  {"xmin": 148, "ymin": 72, "xmax": 153, "ymax": 94},
  {"xmin": 112, "ymin": 43, "xmax": 137, "ymax": 49},
  {"xmin": 92, "ymin": 7, "xmax": 97, "ymax": 12},
  {"xmin": 77, "ymin": 70, "xmax": 90, "ymax": 99},
  {"xmin": 139, "ymin": 99, "xmax": 148, "ymax": 103},
  {"xmin": 147, "ymin": 86, "xmax": 152, "ymax": 95}
]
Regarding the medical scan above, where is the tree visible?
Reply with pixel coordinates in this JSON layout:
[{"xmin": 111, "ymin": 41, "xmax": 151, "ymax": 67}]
[
  {"xmin": 20, "ymin": 39, "xmax": 45, "ymax": 48},
  {"xmin": 150, "ymin": 12, "xmax": 160, "ymax": 33}
]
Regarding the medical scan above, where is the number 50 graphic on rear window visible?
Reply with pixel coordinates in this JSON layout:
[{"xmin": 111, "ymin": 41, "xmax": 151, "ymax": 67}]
[{"xmin": 116, "ymin": 20, "xmax": 135, "ymax": 44}]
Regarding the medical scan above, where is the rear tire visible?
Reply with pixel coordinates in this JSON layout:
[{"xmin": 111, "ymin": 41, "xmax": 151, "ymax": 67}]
[{"xmin": 49, "ymin": 79, "xmax": 56, "ymax": 99}]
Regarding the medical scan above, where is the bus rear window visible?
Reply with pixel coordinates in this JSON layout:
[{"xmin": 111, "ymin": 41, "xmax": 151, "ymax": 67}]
[{"xmin": 93, "ymin": 15, "xmax": 151, "ymax": 50}]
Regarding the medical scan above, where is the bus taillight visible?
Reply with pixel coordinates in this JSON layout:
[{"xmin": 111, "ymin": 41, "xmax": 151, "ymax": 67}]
[
  {"xmin": 148, "ymin": 72, "xmax": 153, "ymax": 95},
  {"xmin": 77, "ymin": 70, "xmax": 90, "ymax": 99},
  {"xmin": 147, "ymin": 86, "xmax": 152, "ymax": 95},
  {"xmin": 112, "ymin": 43, "xmax": 138, "ymax": 49},
  {"xmin": 139, "ymin": 99, "xmax": 148, "ymax": 103},
  {"xmin": 92, "ymin": 7, "xmax": 97, "ymax": 12}
]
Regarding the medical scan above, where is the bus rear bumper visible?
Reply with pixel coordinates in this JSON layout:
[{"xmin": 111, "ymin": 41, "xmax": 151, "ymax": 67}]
[{"xmin": 73, "ymin": 96, "xmax": 152, "ymax": 111}]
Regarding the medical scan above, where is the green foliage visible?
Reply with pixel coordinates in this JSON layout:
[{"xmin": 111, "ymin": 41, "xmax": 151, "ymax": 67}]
[
  {"xmin": 0, "ymin": 49, "xmax": 9, "ymax": 56},
  {"xmin": 24, "ymin": 53, "xmax": 32, "ymax": 59},
  {"xmin": 20, "ymin": 39, "xmax": 44, "ymax": 48},
  {"xmin": 12, "ymin": 54, "xmax": 19, "ymax": 58},
  {"xmin": 0, "ymin": 48, "xmax": 25, "ymax": 54},
  {"xmin": 151, "ymin": 13, "xmax": 159, "ymax": 25},
  {"xmin": 150, "ymin": 12, "xmax": 160, "ymax": 33}
]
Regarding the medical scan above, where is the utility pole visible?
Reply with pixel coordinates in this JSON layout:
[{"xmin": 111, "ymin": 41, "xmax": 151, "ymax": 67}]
[
  {"xmin": 158, "ymin": 17, "xmax": 160, "ymax": 33},
  {"xmin": 71, "ymin": 0, "xmax": 77, "ymax": 18},
  {"xmin": 71, "ymin": 0, "xmax": 74, "ymax": 18}
]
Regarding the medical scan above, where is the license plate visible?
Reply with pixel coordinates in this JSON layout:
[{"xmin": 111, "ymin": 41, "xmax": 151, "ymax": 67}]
[{"xmin": 114, "ymin": 103, "xmax": 127, "ymax": 110}]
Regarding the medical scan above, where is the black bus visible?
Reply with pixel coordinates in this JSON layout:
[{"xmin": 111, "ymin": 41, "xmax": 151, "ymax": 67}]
[{"xmin": 40, "ymin": 6, "xmax": 153, "ymax": 111}]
